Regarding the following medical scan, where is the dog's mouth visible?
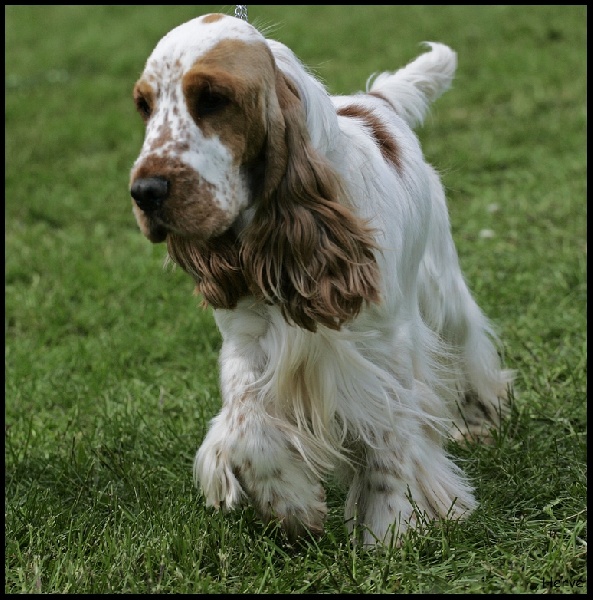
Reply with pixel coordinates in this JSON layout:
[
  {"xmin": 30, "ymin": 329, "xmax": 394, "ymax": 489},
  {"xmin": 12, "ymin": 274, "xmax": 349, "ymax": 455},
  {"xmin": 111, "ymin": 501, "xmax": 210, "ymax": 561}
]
[
  {"xmin": 131, "ymin": 167, "xmax": 241, "ymax": 244},
  {"xmin": 146, "ymin": 220, "xmax": 169, "ymax": 243},
  {"xmin": 131, "ymin": 184, "xmax": 241, "ymax": 245},
  {"xmin": 133, "ymin": 203, "xmax": 173, "ymax": 243},
  {"xmin": 142, "ymin": 214, "xmax": 228, "ymax": 245}
]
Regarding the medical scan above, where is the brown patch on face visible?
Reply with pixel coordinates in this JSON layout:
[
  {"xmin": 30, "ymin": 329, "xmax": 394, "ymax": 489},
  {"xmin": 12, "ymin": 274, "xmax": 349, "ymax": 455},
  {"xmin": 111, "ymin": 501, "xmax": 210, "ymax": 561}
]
[
  {"xmin": 182, "ymin": 39, "xmax": 274, "ymax": 166},
  {"xmin": 202, "ymin": 13, "xmax": 225, "ymax": 24},
  {"xmin": 130, "ymin": 154, "xmax": 232, "ymax": 242},
  {"xmin": 337, "ymin": 104, "xmax": 402, "ymax": 173},
  {"xmin": 133, "ymin": 79, "xmax": 156, "ymax": 122}
]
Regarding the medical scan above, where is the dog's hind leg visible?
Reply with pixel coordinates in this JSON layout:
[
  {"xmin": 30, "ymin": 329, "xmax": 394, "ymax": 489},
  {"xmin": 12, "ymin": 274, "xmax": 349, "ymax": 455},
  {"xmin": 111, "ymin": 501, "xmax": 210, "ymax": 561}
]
[{"xmin": 418, "ymin": 166, "xmax": 513, "ymax": 443}]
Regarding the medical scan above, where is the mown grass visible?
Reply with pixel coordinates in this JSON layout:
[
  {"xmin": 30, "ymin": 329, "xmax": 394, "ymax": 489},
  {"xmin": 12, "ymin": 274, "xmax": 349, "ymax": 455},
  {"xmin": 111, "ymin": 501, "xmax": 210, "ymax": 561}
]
[{"xmin": 5, "ymin": 5, "xmax": 586, "ymax": 594}]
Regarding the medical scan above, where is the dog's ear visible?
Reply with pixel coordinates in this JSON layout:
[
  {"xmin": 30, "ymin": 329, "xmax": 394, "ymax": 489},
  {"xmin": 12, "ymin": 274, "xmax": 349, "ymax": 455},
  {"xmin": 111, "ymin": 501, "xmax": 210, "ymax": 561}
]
[
  {"xmin": 241, "ymin": 71, "xmax": 381, "ymax": 332},
  {"xmin": 167, "ymin": 229, "xmax": 248, "ymax": 309}
]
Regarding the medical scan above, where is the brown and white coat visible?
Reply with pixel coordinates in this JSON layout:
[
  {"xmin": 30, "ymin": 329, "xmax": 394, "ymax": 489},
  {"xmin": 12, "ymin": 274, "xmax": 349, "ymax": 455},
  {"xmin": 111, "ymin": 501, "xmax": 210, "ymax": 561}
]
[{"xmin": 130, "ymin": 13, "xmax": 512, "ymax": 545}]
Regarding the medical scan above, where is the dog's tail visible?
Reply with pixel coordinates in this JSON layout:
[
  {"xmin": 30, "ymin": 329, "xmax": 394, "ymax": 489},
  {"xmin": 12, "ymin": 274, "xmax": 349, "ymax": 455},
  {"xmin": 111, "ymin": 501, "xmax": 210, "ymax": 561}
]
[{"xmin": 367, "ymin": 42, "xmax": 457, "ymax": 129}]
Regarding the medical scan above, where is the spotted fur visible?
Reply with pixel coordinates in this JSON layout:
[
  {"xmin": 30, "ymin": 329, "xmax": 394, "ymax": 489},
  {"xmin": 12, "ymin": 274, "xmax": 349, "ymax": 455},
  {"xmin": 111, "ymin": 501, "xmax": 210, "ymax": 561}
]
[{"xmin": 129, "ymin": 13, "xmax": 513, "ymax": 546}]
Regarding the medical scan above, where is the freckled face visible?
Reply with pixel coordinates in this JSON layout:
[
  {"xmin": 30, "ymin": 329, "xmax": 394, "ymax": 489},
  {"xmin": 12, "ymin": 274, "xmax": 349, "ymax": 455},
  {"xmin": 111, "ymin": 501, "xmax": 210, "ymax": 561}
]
[{"xmin": 129, "ymin": 14, "xmax": 276, "ymax": 243}]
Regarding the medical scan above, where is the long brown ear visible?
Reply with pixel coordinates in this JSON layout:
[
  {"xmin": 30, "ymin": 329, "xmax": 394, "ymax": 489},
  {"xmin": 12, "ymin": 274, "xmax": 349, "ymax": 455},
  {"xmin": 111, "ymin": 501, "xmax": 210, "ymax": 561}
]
[
  {"xmin": 167, "ymin": 229, "xmax": 248, "ymax": 309},
  {"xmin": 241, "ymin": 71, "xmax": 381, "ymax": 332}
]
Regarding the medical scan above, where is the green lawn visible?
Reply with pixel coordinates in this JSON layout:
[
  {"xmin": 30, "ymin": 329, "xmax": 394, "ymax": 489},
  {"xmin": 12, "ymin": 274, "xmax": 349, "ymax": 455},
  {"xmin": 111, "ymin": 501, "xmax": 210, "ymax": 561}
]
[{"xmin": 5, "ymin": 5, "xmax": 586, "ymax": 593}]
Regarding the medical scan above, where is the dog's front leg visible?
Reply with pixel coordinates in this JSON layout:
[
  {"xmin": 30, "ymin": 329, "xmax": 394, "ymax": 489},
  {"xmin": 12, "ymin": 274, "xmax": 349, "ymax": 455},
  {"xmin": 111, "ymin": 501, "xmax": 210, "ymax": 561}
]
[{"xmin": 194, "ymin": 310, "xmax": 327, "ymax": 539}]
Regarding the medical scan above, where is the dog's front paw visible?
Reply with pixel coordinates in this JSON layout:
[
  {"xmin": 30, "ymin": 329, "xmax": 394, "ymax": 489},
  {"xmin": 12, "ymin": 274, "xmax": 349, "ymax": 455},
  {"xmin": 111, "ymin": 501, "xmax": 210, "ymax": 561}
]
[
  {"xmin": 245, "ymin": 463, "xmax": 328, "ymax": 540},
  {"xmin": 194, "ymin": 437, "xmax": 245, "ymax": 511},
  {"xmin": 193, "ymin": 409, "xmax": 328, "ymax": 538}
]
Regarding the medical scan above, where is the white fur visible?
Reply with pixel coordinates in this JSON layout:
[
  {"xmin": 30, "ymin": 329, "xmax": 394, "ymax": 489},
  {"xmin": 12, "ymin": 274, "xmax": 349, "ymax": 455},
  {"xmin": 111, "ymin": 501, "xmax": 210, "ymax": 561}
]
[{"xmin": 134, "ymin": 14, "xmax": 512, "ymax": 546}]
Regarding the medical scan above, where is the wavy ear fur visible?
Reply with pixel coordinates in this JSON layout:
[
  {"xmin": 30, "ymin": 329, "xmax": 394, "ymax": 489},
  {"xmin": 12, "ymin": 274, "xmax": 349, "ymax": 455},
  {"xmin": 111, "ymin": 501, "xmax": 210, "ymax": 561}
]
[
  {"xmin": 241, "ymin": 70, "xmax": 381, "ymax": 332},
  {"xmin": 167, "ymin": 229, "xmax": 248, "ymax": 309}
]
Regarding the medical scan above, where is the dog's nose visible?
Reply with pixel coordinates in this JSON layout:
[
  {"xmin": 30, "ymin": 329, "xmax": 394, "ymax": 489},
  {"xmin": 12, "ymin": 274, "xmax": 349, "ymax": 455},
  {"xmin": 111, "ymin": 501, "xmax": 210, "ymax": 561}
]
[{"xmin": 130, "ymin": 177, "xmax": 169, "ymax": 213}]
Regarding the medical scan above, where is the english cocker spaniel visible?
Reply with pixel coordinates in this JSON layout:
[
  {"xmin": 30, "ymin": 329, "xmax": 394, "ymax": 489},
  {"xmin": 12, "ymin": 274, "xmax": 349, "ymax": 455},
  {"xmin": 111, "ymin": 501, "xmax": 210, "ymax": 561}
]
[{"xmin": 129, "ymin": 13, "xmax": 512, "ymax": 546}]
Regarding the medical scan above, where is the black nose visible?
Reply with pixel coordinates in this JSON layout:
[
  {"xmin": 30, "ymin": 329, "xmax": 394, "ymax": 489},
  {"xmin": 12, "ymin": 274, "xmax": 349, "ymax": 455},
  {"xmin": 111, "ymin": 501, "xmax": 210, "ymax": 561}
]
[{"xmin": 130, "ymin": 177, "xmax": 169, "ymax": 213}]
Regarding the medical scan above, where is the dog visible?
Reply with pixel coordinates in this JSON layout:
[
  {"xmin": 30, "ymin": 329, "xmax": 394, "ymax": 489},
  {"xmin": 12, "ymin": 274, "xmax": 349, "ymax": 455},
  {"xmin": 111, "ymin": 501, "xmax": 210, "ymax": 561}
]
[{"xmin": 129, "ymin": 12, "xmax": 512, "ymax": 545}]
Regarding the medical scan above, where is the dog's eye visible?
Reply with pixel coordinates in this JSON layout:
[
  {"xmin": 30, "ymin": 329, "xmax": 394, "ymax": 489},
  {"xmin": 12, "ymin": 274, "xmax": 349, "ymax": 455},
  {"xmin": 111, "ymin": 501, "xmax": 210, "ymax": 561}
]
[
  {"xmin": 196, "ymin": 88, "xmax": 230, "ymax": 117},
  {"xmin": 135, "ymin": 96, "xmax": 152, "ymax": 121}
]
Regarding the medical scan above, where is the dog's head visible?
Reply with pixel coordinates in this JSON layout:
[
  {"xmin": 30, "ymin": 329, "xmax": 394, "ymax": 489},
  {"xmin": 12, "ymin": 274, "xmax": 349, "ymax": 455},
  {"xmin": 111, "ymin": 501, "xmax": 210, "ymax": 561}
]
[
  {"xmin": 129, "ymin": 13, "xmax": 379, "ymax": 331},
  {"xmin": 130, "ymin": 13, "xmax": 278, "ymax": 243}
]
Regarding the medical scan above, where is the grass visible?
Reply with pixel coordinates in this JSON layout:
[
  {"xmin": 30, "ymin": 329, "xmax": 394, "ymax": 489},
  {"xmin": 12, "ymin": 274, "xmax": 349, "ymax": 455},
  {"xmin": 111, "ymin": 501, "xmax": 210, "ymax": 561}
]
[{"xmin": 5, "ymin": 5, "xmax": 586, "ymax": 594}]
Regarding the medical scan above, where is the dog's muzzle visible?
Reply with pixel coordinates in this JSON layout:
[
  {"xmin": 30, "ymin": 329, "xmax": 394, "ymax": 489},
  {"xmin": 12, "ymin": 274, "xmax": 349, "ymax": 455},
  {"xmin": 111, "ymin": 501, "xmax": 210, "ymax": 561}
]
[{"xmin": 130, "ymin": 176, "xmax": 171, "ymax": 243}]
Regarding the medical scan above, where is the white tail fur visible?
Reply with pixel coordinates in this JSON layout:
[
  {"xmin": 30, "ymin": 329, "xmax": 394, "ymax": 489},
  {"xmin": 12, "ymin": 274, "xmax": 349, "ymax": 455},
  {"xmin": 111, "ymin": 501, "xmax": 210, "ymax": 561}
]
[{"xmin": 367, "ymin": 42, "xmax": 457, "ymax": 129}]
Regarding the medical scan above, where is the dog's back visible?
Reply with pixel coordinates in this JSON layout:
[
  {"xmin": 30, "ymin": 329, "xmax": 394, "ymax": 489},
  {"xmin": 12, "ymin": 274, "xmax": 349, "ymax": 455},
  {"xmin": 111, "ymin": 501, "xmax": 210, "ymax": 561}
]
[{"xmin": 367, "ymin": 43, "xmax": 512, "ymax": 439}]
